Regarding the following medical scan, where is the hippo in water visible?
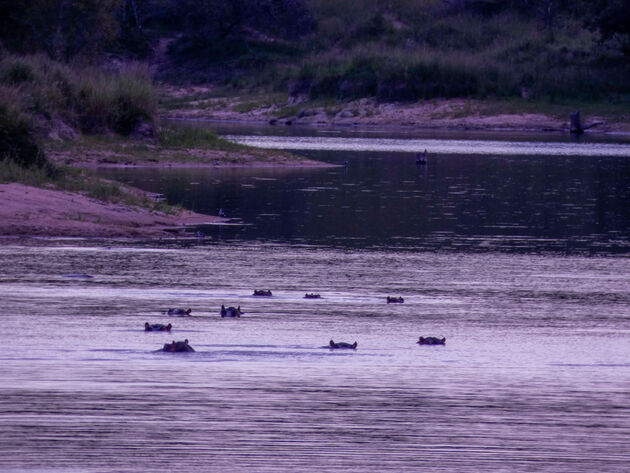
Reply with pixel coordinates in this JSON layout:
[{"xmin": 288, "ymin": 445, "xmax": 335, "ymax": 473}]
[
  {"xmin": 418, "ymin": 336, "xmax": 446, "ymax": 345},
  {"xmin": 416, "ymin": 149, "xmax": 428, "ymax": 165},
  {"xmin": 145, "ymin": 322, "xmax": 172, "ymax": 332},
  {"xmin": 167, "ymin": 308, "xmax": 192, "ymax": 316},
  {"xmin": 253, "ymin": 289, "xmax": 272, "ymax": 297},
  {"xmin": 163, "ymin": 339, "xmax": 195, "ymax": 352},
  {"xmin": 220, "ymin": 305, "xmax": 243, "ymax": 317},
  {"xmin": 329, "ymin": 339, "xmax": 358, "ymax": 349},
  {"xmin": 387, "ymin": 296, "xmax": 404, "ymax": 303},
  {"xmin": 304, "ymin": 293, "xmax": 321, "ymax": 299}
]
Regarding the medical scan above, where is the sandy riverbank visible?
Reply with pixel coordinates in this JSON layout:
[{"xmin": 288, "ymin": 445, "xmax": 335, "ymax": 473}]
[{"xmin": 0, "ymin": 183, "xmax": 223, "ymax": 239}]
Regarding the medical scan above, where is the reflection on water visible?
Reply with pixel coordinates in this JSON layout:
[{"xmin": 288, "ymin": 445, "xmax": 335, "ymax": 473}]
[
  {"xmin": 0, "ymin": 244, "xmax": 629, "ymax": 472},
  {"xmin": 225, "ymin": 135, "xmax": 630, "ymax": 156},
  {"xmin": 101, "ymin": 143, "xmax": 630, "ymax": 253},
  {"xmin": 2, "ymin": 130, "xmax": 630, "ymax": 472}
]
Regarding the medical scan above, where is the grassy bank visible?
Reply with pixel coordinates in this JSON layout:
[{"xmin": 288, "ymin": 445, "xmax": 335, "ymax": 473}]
[
  {"xmin": 0, "ymin": 54, "xmax": 156, "ymax": 134},
  {"xmin": 291, "ymin": 3, "xmax": 629, "ymax": 103},
  {"xmin": 0, "ymin": 53, "xmax": 169, "ymax": 210},
  {"xmin": 0, "ymin": 157, "xmax": 174, "ymax": 214},
  {"xmin": 45, "ymin": 123, "xmax": 321, "ymax": 167},
  {"xmin": 160, "ymin": 1, "xmax": 630, "ymax": 109}
]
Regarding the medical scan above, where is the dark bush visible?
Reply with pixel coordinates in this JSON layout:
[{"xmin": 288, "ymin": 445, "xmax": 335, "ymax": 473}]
[
  {"xmin": 309, "ymin": 75, "xmax": 341, "ymax": 99},
  {"xmin": 113, "ymin": 94, "xmax": 150, "ymax": 135},
  {"xmin": 0, "ymin": 100, "xmax": 47, "ymax": 169},
  {"xmin": 377, "ymin": 80, "xmax": 416, "ymax": 102},
  {"xmin": 1, "ymin": 61, "xmax": 34, "ymax": 85}
]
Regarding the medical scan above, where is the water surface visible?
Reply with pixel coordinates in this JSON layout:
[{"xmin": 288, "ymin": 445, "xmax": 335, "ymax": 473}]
[
  {"xmin": 1, "ymin": 243, "xmax": 629, "ymax": 472},
  {"xmin": 1, "ymin": 128, "xmax": 629, "ymax": 472},
  {"xmin": 101, "ymin": 132, "xmax": 630, "ymax": 253}
]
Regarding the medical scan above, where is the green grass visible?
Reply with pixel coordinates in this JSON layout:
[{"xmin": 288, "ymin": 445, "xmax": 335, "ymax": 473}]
[
  {"xmin": 0, "ymin": 156, "xmax": 53, "ymax": 185},
  {"xmin": 0, "ymin": 54, "xmax": 157, "ymax": 135},
  {"xmin": 0, "ymin": 54, "xmax": 169, "ymax": 212},
  {"xmin": 0, "ymin": 90, "xmax": 47, "ymax": 169},
  {"xmin": 45, "ymin": 123, "xmax": 304, "ymax": 167},
  {"xmin": 473, "ymin": 97, "xmax": 630, "ymax": 122},
  {"xmin": 0, "ymin": 156, "xmax": 175, "ymax": 214},
  {"xmin": 156, "ymin": 3, "xmax": 630, "ymax": 108},
  {"xmin": 157, "ymin": 125, "xmax": 244, "ymax": 151}
]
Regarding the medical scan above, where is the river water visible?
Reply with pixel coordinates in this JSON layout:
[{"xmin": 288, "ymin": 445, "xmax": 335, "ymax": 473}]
[{"xmin": 1, "ymin": 127, "xmax": 629, "ymax": 472}]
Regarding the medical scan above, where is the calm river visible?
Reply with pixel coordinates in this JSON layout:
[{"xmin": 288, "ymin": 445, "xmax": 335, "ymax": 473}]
[{"xmin": 1, "ymin": 126, "xmax": 629, "ymax": 472}]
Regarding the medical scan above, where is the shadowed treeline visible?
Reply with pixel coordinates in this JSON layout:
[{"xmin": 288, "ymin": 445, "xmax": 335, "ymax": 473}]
[{"xmin": 0, "ymin": 1, "xmax": 629, "ymax": 103}]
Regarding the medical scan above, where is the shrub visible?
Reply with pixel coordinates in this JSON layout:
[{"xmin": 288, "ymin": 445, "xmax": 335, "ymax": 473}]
[
  {"xmin": 157, "ymin": 125, "xmax": 241, "ymax": 151},
  {"xmin": 0, "ymin": 90, "xmax": 46, "ymax": 168},
  {"xmin": 0, "ymin": 55, "xmax": 157, "ymax": 136},
  {"xmin": 0, "ymin": 58, "xmax": 35, "ymax": 85}
]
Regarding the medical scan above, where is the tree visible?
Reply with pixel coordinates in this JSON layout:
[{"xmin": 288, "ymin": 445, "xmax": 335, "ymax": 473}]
[
  {"xmin": 177, "ymin": 0, "xmax": 315, "ymax": 42},
  {"xmin": 0, "ymin": 0, "xmax": 121, "ymax": 60},
  {"xmin": 585, "ymin": 0, "xmax": 630, "ymax": 55}
]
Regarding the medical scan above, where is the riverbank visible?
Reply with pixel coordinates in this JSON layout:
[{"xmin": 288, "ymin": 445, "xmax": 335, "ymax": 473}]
[
  {"xmin": 46, "ymin": 141, "xmax": 332, "ymax": 169},
  {"xmin": 0, "ymin": 183, "xmax": 222, "ymax": 239},
  {"xmin": 1, "ymin": 122, "xmax": 334, "ymax": 240},
  {"xmin": 4, "ymin": 91, "xmax": 628, "ymax": 241},
  {"xmin": 44, "ymin": 122, "xmax": 334, "ymax": 169},
  {"xmin": 162, "ymin": 88, "xmax": 630, "ymax": 134}
]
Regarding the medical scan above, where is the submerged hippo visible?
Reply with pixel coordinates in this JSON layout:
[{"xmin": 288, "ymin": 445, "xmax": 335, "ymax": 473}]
[
  {"xmin": 254, "ymin": 289, "xmax": 272, "ymax": 297},
  {"xmin": 253, "ymin": 289, "xmax": 272, "ymax": 297},
  {"xmin": 220, "ymin": 305, "xmax": 243, "ymax": 317},
  {"xmin": 387, "ymin": 296, "xmax": 404, "ymax": 304},
  {"xmin": 418, "ymin": 336, "xmax": 446, "ymax": 345},
  {"xmin": 145, "ymin": 322, "xmax": 172, "ymax": 332},
  {"xmin": 329, "ymin": 339, "xmax": 358, "ymax": 349},
  {"xmin": 304, "ymin": 293, "xmax": 321, "ymax": 299},
  {"xmin": 167, "ymin": 308, "xmax": 192, "ymax": 316},
  {"xmin": 163, "ymin": 339, "xmax": 195, "ymax": 352}
]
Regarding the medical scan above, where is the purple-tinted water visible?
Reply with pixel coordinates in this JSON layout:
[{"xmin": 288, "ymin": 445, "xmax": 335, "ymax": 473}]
[
  {"xmin": 101, "ymin": 129, "xmax": 630, "ymax": 253},
  {"xmin": 0, "ymin": 243, "xmax": 628, "ymax": 472}
]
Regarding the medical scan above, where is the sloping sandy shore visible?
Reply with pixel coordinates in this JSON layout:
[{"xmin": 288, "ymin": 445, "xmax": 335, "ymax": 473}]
[{"xmin": 0, "ymin": 183, "xmax": 221, "ymax": 239}]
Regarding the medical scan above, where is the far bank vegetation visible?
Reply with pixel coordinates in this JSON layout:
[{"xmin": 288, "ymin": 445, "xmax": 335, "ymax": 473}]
[{"xmin": 2, "ymin": 0, "xmax": 630, "ymax": 178}]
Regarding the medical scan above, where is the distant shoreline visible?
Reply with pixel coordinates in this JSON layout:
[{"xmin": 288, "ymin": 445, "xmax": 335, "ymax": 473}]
[
  {"xmin": 4, "ymin": 98, "xmax": 628, "ymax": 241},
  {"xmin": 162, "ymin": 95, "xmax": 630, "ymax": 136}
]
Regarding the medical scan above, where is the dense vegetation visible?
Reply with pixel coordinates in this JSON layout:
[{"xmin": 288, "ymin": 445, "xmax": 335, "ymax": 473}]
[
  {"xmin": 0, "ymin": 53, "xmax": 156, "ymax": 174},
  {"xmin": 1, "ymin": 0, "xmax": 630, "ymax": 172},
  {"xmin": 2, "ymin": 1, "xmax": 629, "ymax": 102}
]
